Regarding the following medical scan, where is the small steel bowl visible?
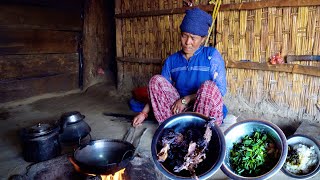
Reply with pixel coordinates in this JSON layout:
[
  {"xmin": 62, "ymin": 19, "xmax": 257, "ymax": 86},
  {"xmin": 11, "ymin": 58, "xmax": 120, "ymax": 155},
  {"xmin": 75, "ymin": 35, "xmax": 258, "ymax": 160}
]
[
  {"xmin": 281, "ymin": 134, "xmax": 320, "ymax": 179},
  {"xmin": 221, "ymin": 119, "xmax": 288, "ymax": 180}
]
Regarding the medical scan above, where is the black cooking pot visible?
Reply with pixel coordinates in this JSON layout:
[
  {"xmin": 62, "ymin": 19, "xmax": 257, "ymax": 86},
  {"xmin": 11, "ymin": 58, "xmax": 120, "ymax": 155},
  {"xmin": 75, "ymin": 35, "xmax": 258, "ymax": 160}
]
[
  {"xmin": 58, "ymin": 111, "xmax": 91, "ymax": 143},
  {"xmin": 151, "ymin": 112, "xmax": 226, "ymax": 180},
  {"xmin": 72, "ymin": 139, "xmax": 135, "ymax": 175},
  {"xmin": 20, "ymin": 123, "xmax": 61, "ymax": 162}
]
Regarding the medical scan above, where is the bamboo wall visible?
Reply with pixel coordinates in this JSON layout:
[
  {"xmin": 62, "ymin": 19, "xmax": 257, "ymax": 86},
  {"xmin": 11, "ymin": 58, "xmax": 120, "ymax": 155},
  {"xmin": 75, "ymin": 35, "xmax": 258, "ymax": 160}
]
[
  {"xmin": 216, "ymin": 1, "xmax": 320, "ymax": 121},
  {"xmin": 216, "ymin": 4, "xmax": 320, "ymax": 62},
  {"xmin": 115, "ymin": 0, "xmax": 320, "ymax": 121}
]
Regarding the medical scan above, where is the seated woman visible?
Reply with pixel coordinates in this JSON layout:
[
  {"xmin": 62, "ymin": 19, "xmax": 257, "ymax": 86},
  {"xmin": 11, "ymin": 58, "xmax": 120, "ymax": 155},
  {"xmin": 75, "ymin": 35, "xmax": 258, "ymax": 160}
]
[{"xmin": 133, "ymin": 7, "xmax": 227, "ymax": 127}]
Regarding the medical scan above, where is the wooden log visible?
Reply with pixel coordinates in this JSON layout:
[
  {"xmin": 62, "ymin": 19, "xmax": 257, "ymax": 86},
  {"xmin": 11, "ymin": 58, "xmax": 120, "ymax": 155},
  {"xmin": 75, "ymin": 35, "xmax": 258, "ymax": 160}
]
[
  {"xmin": 0, "ymin": 72, "xmax": 78, "ymax": 103},
  {"xmin": 0, "ymin": 4, "xmax": 82, "ymax": 30},
  {"xmin": 115, "ymin": 0, "xmax": 320, "ymax": 18},
  {"xmin": 0, "ymin": 53, "xmax": 78, "ymax": 81},
  {"xmin": 0, "ymin": 29, "xmax": 79, "ymax": 54}
]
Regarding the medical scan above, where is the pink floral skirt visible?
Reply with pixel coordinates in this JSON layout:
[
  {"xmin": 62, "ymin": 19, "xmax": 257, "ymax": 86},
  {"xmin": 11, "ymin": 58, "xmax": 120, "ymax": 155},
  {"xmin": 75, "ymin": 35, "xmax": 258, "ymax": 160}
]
[{"xmin": 148, "ymin": 75, "xmax": 223, "ymax": 126}]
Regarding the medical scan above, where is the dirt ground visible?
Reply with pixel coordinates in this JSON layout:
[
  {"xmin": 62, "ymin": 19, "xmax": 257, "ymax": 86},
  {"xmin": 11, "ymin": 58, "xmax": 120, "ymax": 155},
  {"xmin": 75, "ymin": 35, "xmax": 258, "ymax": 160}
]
[{"xmin": 0, "ymin": 82, "xmax": 318, "ymax": 180}]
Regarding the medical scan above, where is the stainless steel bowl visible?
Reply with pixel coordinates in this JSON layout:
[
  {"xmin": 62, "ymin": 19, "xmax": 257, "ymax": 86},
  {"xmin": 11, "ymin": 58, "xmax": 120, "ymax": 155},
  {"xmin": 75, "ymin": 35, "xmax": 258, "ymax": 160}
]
[
  {"xmin": 151, "ymin": 112, "xmax": 226, "ymax": 180},
  {"xmin": 221, "ymin": 119, "xmax": 288, "ymax": 180},
  {"xmin": 281, "ymin": 134, "xmax": 320, "ymax": 179}
]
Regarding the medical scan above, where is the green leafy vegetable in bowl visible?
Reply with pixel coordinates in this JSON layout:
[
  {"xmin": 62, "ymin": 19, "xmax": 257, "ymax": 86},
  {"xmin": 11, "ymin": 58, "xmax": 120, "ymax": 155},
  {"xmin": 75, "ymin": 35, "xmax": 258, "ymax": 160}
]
[{"xmin": 230, "ymin": 131, "xmax": 280, "ymax": 176}]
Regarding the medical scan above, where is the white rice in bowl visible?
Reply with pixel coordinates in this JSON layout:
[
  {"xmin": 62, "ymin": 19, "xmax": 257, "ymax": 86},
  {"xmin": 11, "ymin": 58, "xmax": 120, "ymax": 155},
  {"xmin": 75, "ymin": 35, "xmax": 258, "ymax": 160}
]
[{"xmin": 284, "ymin": 144, "xmax": 318, "ymax": 175}]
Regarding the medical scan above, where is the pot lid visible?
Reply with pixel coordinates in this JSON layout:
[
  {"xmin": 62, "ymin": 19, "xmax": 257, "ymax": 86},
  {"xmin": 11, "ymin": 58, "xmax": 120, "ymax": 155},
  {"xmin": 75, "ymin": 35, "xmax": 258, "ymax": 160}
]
[
  {"xmin": 60, "ymin": 111, "xmax": 85, "ymax": 124},
  {"xmin": 24, "ymin": 123, "xmax": 55, "ymax": 137}
]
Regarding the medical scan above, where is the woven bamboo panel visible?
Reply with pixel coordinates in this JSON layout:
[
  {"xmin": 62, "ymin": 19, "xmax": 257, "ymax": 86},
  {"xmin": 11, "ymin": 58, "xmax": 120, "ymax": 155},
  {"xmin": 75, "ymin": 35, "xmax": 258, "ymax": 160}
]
[
  {"xmin": 121, "ymin": 15, "xmax": 184, "ymax": 60},
  {"xmin": 227, "ymin": 68, "xmax": 320, "ymax": 120},
  {"xmin": 117, "ymin": 61, "xmax": 162, "ymax": 92},
  {"xmin": 216, "ymin": 5, "xmax": 320, "ymax": 62}
]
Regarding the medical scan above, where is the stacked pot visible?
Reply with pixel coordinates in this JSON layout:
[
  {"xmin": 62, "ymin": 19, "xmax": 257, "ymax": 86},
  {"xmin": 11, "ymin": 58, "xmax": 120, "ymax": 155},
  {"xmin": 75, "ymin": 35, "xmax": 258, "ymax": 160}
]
[{"xmin": 20, "ymin": 111, "xmax": 91, "ymax": 162}]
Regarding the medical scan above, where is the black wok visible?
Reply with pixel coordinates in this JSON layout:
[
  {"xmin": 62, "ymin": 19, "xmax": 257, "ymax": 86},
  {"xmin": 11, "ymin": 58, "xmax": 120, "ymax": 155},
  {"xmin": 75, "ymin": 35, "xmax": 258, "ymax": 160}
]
[{"xmin": 73, "ymin": 139, "xmax": 135, "ymax": 175}]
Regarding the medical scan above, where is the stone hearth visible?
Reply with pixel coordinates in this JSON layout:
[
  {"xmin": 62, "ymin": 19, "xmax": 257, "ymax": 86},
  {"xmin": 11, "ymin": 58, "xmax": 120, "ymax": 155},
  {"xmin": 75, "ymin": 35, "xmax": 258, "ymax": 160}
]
[{"xmin": 9, "ymin": 154, "xmax": 158, "ymax": 180}]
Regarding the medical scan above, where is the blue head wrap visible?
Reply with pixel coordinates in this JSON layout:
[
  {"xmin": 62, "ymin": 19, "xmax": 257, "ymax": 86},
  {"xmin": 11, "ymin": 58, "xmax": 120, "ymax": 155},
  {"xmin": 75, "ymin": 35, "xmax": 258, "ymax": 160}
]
[{"xmin": 180, "ymin": 7, "xmax": 212, "ymax": 36}]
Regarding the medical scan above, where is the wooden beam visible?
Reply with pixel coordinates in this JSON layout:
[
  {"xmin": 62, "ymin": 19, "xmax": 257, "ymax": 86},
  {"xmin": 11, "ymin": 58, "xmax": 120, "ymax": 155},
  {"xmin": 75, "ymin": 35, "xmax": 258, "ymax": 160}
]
[
  {"xmin": 226, "ymin": 61, "xmax": 320, "ymax": 77},
  {"xmin": 0, "ymin": 29, "xmax": 79, "ymax": 54},
  {"xmin": 116, "ymin": 58, "xmax": 320, "ymax": 76},
  {"xmin": 292, "ymin": 65, "xmax": 320, "ymax": 77},
  {"xmin": 0, "ymin": 53, "xmax": 78, "ymax": 81},
  {"xmin": 115, "ymin": 0, "xmax": 320, "ymax": 18},
  {"xmin": 116, "ymin": 57, "xmax": 163, "ymax": 64},
  {"xmin": 115, "ymin": 6, "xmax": 195, "ymax": 18},
  {"xmin": 226, "ymin": 61, "xmax": 293, "ymax": 72},
  {"xmin": 218, "ymin": 0, "xmax": 320, "ymax": 11}
]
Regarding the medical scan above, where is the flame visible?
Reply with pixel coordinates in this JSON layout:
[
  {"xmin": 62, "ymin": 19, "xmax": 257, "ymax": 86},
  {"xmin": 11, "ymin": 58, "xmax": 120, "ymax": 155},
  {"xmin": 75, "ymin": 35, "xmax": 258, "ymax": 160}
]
[
  {"xmin": 100, "ymin": 169, "xmax": 125, "ymax": 180},
  {"xmin": 68, "ymin": 157, "xmax": 125, "ymax": 180}
]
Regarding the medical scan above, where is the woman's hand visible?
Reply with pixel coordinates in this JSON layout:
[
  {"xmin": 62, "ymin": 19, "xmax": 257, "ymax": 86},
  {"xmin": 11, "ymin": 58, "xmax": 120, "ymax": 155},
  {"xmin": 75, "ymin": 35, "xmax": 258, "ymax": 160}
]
[
  {"xmin": 132, "ymin": 112, "xmax": 147, "ymax": 127},
  {"xmin": 171, "ymin": 95, "xmax": 196, "ymax": 114},
  {"xmin": 171, "ymin": 98, "xmax": 187, "ymax": 114},
  {"xmin": 132, "ymin": 104, "xmax": 150, "ymax": 127}
]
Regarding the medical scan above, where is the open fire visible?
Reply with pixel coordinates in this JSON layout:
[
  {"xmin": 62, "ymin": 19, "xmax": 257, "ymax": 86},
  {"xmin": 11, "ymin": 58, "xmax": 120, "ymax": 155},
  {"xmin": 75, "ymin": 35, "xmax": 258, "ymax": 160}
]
[{"xmin": 69, "ymin": 157, "xmax": 126, "ymax": 180}]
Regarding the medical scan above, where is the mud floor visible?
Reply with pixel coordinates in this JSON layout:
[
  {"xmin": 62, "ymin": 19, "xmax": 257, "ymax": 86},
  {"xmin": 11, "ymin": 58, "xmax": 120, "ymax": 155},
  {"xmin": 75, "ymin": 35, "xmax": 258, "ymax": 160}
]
[{"xmin": 0, "ymin": 82, "xmax": 318, "ymax": 180}]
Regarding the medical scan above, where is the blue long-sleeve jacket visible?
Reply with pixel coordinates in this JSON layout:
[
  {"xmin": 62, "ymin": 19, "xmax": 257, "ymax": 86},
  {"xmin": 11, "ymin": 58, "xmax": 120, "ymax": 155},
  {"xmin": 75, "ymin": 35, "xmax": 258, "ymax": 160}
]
[{"xmin": 161, "ymin": 46, "xmax": 227, "ymax": 97}]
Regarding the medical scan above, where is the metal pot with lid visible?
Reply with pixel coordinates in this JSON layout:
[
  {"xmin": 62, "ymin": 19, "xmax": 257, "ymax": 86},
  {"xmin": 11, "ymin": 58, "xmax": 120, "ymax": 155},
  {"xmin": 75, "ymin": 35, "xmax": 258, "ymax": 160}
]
[
  {"xmin": 58, "ymin": 111, "xmax": 91, "ymax": 143},
  {"xmin": 20, "ymin": 123, "xmax": 61, "ymax": 162}
]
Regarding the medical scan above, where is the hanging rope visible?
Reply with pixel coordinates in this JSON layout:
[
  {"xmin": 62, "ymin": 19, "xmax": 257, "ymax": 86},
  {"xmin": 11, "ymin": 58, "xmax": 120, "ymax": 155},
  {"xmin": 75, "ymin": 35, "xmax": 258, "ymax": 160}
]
[{"xmin": 205, "ymin": 0, "xmax": 222, "ymax": 47}]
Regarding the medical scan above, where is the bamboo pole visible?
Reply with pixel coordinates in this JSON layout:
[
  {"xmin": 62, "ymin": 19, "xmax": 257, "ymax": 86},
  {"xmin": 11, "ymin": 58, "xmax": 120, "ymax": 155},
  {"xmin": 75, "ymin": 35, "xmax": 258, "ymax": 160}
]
[
  {"xmin": 239, "ymin": 10, "xmax": 247, "ymax": 60},
  {"xmin": 267, "ymin": 7, "xmax": 276, "ymax": 60},
  {"xmin": 282, "ymin": 7, "xmax": 290, "ymax": 56},
  {"xmin": 253, "ymin": 9, "xmax": 262, "ymax": 62},
  {"xmin": 205, "ymin": 0, "xmax": 222, "ymax": 46}
]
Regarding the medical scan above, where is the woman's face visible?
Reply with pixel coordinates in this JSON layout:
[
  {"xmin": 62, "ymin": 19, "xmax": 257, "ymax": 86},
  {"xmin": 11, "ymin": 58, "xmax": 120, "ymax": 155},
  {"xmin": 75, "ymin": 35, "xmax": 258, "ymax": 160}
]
[{"xmin": 181, "ymin": 32, "xmax": 205, "ymax": 58}]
